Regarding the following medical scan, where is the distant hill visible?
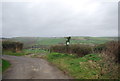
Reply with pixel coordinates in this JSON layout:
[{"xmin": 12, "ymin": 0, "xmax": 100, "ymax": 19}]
[{"xmin": 2, "ymin": 36, "xmax": 117, "ymax": 48}]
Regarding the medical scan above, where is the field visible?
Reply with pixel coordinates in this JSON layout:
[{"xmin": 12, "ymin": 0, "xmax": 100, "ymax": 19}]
[{"xmin": 3, "ymin": 36, "xmax": 117, "ymax": 48}]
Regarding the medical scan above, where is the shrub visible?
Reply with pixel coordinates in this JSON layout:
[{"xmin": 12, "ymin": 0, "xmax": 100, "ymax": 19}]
[
  {"xmin": 50, "ymin": 44, "xmax": 92, "ymax": 57},
  {"xmin": 2, "ymin": 41, "xmax": 23, "ymax": 52},
  {"xmin": 104, "ymin": 41, "xmax": 120, "ymax": 63},
  {"xmin": 50, "ymin": 45, "xmax": 67, "ymax": 53},
  {"xmin": 93, "ymin": 44, "xmax": 107, "ymax": 53},
  {"xmin": 69, "ymin": 44, "xmax": 92, "ymax": 57},
  {"xmin": 97, "ymin": 41, "xmax": 120, "ymax": 79},
  {"xmin": 98, "ymin": 54, "xmax": 119, "ymax": 79}
]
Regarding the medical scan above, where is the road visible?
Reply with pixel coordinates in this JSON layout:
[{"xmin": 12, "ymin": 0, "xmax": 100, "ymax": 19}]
[{"xmin": 2, "ymin": 55, "xmax": 71, "ymax": 79}]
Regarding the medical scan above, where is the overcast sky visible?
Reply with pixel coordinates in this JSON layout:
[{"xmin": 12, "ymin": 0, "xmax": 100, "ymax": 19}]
[{"xmin": 1, "ymin": 0, "xmax": 119, "ymax": 37}]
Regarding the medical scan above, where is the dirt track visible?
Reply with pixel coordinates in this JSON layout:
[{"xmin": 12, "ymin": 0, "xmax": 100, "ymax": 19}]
[{"xmin": 2, "ymin": 55, "xmax": 71, "ymax": 79}]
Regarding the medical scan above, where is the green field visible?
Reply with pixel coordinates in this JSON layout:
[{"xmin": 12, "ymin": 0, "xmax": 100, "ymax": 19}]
[{"xmin": 3, "ymin": 36, "xmax": 117, "ymax": 48}]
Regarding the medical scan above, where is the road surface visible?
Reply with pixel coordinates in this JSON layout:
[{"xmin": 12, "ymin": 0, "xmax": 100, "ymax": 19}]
[{"xmin": 2, "ymin": 55, "xmax": 71, "ymax": 79}]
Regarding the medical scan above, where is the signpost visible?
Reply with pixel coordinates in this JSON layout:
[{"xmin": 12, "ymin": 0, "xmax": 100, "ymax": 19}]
[
  {"xmin": 65, "ymin": 36, "xmax": 71, "ymax": 46},
  {"xmin": 65, "ymin": 36, "xmax": 71, "ymax": 53}
]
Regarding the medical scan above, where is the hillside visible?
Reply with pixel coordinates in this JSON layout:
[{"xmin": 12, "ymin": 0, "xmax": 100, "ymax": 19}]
[{"xmin": 2, "ymin": 37, "xmax": 117, "ymax": 48}]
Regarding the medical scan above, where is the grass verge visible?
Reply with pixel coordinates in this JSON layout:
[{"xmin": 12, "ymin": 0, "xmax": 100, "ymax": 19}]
[
  {"xmin": 45, "ymin": 53, "xmax": 102, "ymax": 79},
  {"xmin": 2, "ymin": 59, "xmax": 11, "ymax": 72},
  {"xmin": 23, "ymin": 49, "xmax": 49, "ymax": 54},
  {"xmin": 3, "ymin": 49, "xmax": 49, "ymax": 56},
  {"xmin": 45, "ymin": 52, "xmax": 119, "ymax": 79},
  {"xmin": 3, "ymin": 51, "xmax": 28, "ymax": 56}
]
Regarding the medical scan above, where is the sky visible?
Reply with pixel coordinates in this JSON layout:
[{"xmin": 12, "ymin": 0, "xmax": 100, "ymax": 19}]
[{"xmin": 1, "ymin": 0, "xmax": 119, "ymax": 37}]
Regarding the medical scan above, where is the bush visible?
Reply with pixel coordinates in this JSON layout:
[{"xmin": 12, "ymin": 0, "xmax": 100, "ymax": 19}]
[
  {"xmin": 97, "ymin": 41, "xmax": 120, "ymax": 79},
  {"xmin": 50, "ymin": 44, "xmax": 92, "ymax": 57},
  {"xmin": 69, "ymin": 44, "xmax": 92, "ymax": 57},
  {"xmin": 92, "ymin": 41, "xmax": 119, "ymax": 63},
  {"xmin": 93, "ymin": 44, "xmax": 107, "ymax": 53},
  {"xmin": 50, "ymin": 45, "xmax": 67, "ymax": 53},
  {"xmin": 2, "ymin": 41, "xmax": 23, "ymax": 52},
  {"xmin": 104, "ymin": 41, "xmax": 120, "ymax": 63}
]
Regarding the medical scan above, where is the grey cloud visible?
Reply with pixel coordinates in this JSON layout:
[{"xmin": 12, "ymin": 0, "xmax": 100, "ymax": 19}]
[{"xmin": 2, "ymin": 0, "xmax": 118, "ymax": 37}]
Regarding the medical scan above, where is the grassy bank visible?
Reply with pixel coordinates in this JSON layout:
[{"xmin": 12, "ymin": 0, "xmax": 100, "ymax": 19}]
[
  {"xmin": 3, "ymin": 49, "xmax": 49, "ymax": 56},
  {"xmin": 23, "ymin": 49, "xmax": 49, "ymax": 54},
  {"xmin": 45, "ymin": 52, "xmax": 119, "ymax": 79},
  {"xmin": 2, "ymin": 59, "xmax": 11, "ymax": 72},
  {"xmin": 3, "ymin": 51, "xmax": 28, "ymax": 56}
]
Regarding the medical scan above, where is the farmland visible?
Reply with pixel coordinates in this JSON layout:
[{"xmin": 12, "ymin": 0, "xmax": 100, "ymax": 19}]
[
  {"xmin": 2, "ymin": 36, "xmax": 119, "ymax": 79},
  {"xmin": 3, "ymin": 36, "xmax": 117, "ymax": 48}
]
